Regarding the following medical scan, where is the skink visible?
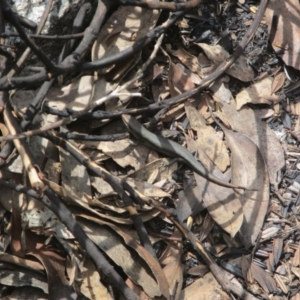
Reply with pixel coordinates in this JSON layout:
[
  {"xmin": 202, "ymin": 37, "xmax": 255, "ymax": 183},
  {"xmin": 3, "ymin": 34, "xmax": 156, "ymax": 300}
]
[{"xmin": 122, "ymin": 114, "xmax": 245, "ymax": 190}]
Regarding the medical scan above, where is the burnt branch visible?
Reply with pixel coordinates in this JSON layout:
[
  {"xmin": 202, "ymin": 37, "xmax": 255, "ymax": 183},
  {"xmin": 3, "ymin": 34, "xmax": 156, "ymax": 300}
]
[
  {"xmin": 118, "ymin": 0, "xmax": 204, "ymax": 11},
  {"xmin": 0, "ymin": 179, "xmax": 140, "ymax": 300}
]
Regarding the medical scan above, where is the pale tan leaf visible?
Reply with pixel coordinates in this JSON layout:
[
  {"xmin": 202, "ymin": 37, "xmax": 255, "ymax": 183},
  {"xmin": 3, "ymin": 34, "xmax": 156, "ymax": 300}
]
[
  {"xmin": 160, "ymin": 241, "xmax": 182, "ymax": 266},
  {"xmin": 90, "ymin": 176, "xmax": 117, "ymax": 198},
  {"xmin": 44, "ymin": 76, "xmax": 94, "ymax": 125},
  {"xmin": 197, "ymin": 43, "xmax": 254, "ymax": 81},
  {"xmin": 236, "ymin": 77, "xmax": 272, "ymax": 110},
  {"xmin": 290, "ymin": 102, "xmax": 300, "ymax": 116},
  {"xmin": 292, "ymin": 266, "xmax": 300, "ymax": 278},
  {"xmin": 60, "ymin": 145, "xmax": 92, "ymax": 199},
  {"xmin": 168, "ymin": 60, "xmax": 195, "ymax": 97},
  {"xmin": 163, "ymin": 260, "xmax": 183, "ymax": 300},
  {"xmin": 180, "ymin": 272, "xmax": 230, "ymax": 300},
  {"xmin": 293, "ymin": 243, "xmax": 300, "ymax": 267},
  {"xmin": 186, "ymin": 136, "xmax": 243, "ymax": 237},
  {"xmin": 127, "ymin": 158, "xmax": 177, "ymax": 183},
  {"xmin": 187, "ymin": 264, "xmax": 209, "ymax": 277},
  {"xmin": 165, "ymin": 44, "xmax": 202, "ymax": 76},
  {"xmin": 92, "ymin": 6, "xmax": 160, "ymax": 75},
  {"xmin": 125, "ymin": 178, "xmax": 171, "ymax": 198},
  {"xmin": 266, "ymin": 0, "xmax": 300, "ymax": 70},
  {"xmin": 0, "ymin": 254, "xmax": 44, "ymax": 274},
  {"xmin": 82, "ymin": 139, "xmax": 151, "ymax": 170},
  {"xmin": 0, "ymin": 269, "xmax": 48, "ymax": 293},
  {"xmin": 78, "ymin": 218, "xmax": 170, "ymax": 299},
  {"xmin": 271, "ymin": 72, "xmax": 285, "ymax": 94},
  {"xmin": 91, "ymin": 76, "xmax": 115, "ymax": 106},
  {"xmin": 185, "ymin": 103, "xmax": 230, "ymax": 172},
  {"xmin": 119, "ymin": 278, "xmax": 152, "ymax": 300},
  {"xmin": 219, "ymin": 101, "xmax": 285, "ymax": 185},
  {"xmin": 274, "ymin": 274, "xmax": 289, "ymax": 294},
  {"xmin": 176, "ymin": 181, "xmax": 205, "ymax": 222},
  {"xmin": 46, "ymin": 179, "xmax": 160, "ymax": 224},
  {"xmin": 219, "ymin": 122, "xmax": 270, "ymax": 248},
  {"xmin": 210, "ymin": 78, "xmax": 232, "ymax": 104},
  {"xmin": 80, "ymin": 259, "xmax": 112, "ymax": 300},
  {"xmin": 251, "ymin": 263, "xmax": 277, "ymax": 293}
]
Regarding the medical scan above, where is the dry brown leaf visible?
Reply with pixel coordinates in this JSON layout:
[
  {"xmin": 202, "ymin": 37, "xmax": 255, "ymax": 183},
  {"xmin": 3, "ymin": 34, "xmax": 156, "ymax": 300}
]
[
  {"xmin": 120, "ymin": 278, "xmax": 152, "ymax": 300},
  {"xmin": 0, "ymin": 268, "xmax": 48, "ymax": 294},
  {"xmin": 292, "ymin": 266, "xmax": 300, "ymax": 278},
  {"xmin": 60, "ymin": 145, "xmax": 92, "ymax": 199},
  {"xmin": 25, "ymin": 232, "xmax": 76, "ymax": 300},
  {"xmin": 293, "ymin": 243, "xmax": 300, "ymax": 267},
  {"xmin": 78, "ymin": 217, "xmax": 170, "ymax": 299},
  {"xmin": 236, "ymin": 77, "xmax": 273, "ymax": 110},
  {"xmin": 152, "ymin": 77, "xmax": 170, "ymax": 101},
  {"xmin": 165, "ymin": 44, "xmax": 202, "ymax": 76},
  {"xmin": 80, "ymin": 258, "xmax": 112, "ymax": 300},
  {"xmin": 160, "ymin": 103, "xmax": 185, "ymax": 122},
  {"xmin": 168, "ymin": 60, "xmax": 195, "ymax": 97},
  {"xmin": 251, "ymin": 263, "xmax": 277, "ymax": 293},
  {"xmin": 47, "ymin": 179, "xmax": 160, "ymax": 225},
  {"xmin": 159, "ymin": 241, "xmax": 182, "ymax": 266},
  {"xmin": 219, "ymin": 101, "xmax": 285, "ymax": 186},
  {"xmin": 210, "ymin": 78, "xmax": 232, "ymax": 104},
  {"xmin": 187, "ymin": 264, "xmax": 209, "ymax": 277},
  {"xmin": 163, "ymin": 260, "xmax": 183, "ymax": 300},
  {"xmin": 197, "ymin": 43, "xmax": 255, "ymax": 82},
  {"xmin": 290, "ymin": 102, "xmax": 300, "ymax": 116},
  {"xmin": 185, "ymin": 103, "xmax": 230, "ymax": 172},
  {"xmin": 128, "ymin": 158, "xmax": 177, "ymax": 183},
  {"xmin": 0, "ymin": 253, "xmax": 44, "ymax": 274},
  {"xmin": 186, "ymin": 136, "xmax": 243, "ymax": 237},
  {"xmin": 274, "ymin": 274, "xmax": 289, "ymax": 294},
  {"xmin": 92, "ymin": 6, "xmax": 160, "ymax": 75},
  {"xmin": 221, "ymin": 123, "xmax": 270, "ymax": 248},
  {"xmin": 271, "ymin": 72, "xmax": 285, "ymax": 94},
  {"xmin": 176, "ymin": 180, "xmax": 205, "ymax": 222},
  {"xmin": 241, "ymin": 255, "xmax": 252, "ymax": 281},
  {"xmin": 125, "ymin": 178, "xmax": 171, "ymax": 198},
  {"xmin": 42, "ymin": 76, "xmax": 94, "ymax": 125},
  {"xmin": 180, "ymin": 272, "xmax": 230, "ymax": 300},
  {"xmin": 91, "ymin": 176, "xmax": 169, "ymax": 208},
  {"xmin": 266, "ymin": 0, "xmax": 300, "ymax": 70},
  {"xmin": 82, "ymin": 139, "xmax": 151, "ymax": 170},
  {"xmin": 267, "ymin": 238, "xmax": 283, "ymax": 272}
]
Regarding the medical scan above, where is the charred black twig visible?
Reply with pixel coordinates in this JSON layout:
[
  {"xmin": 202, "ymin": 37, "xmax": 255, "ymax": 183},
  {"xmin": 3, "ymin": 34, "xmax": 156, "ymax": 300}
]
[
  {"xmin": 0, "ymin": 32, "xmax": 85, "ymax": 40},
  {"xmin": 81, "ymin": 10, "xmax": 185, "ymax": 72},
  {"xmin": 59, "ymin": 2, "xmax": 92, "ymax": 63},
  {"xmin": 0, "ymin": 1, "xmax": 98, "ymax": 165},
  {"xmin": 0, "ymin": 0, "xmax": 110, "ymax": 90},
  {"xmin": 56, "ymin": 131, "xmax": 129, "ymax": 141},
  {"xmin": 1, "ymin": 0, "xmax": 58, "ymax": 72},
  {"xmin": 119, "ymin": 0, "xmax": 203, "ymax": 11},
  {"xmin": 0, "ymin": 179, "xmax": 140, "ymax": 300},
  {"xmin": 4, "ymin": 0, "xmax": 53, "ymax": 80},
  {"xmin": 0, "ymin": 5, "xmax": 183, "ymax": 90},
  {"xmin": 13, "ymin": 12, "xmax": 37, "ymax": 30}
]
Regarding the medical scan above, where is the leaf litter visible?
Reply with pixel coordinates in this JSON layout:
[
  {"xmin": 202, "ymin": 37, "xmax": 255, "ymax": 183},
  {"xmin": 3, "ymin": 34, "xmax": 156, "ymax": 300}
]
[{"xmin": 1, "ymin": 0, "xmax": 300, "ymax": 299}]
